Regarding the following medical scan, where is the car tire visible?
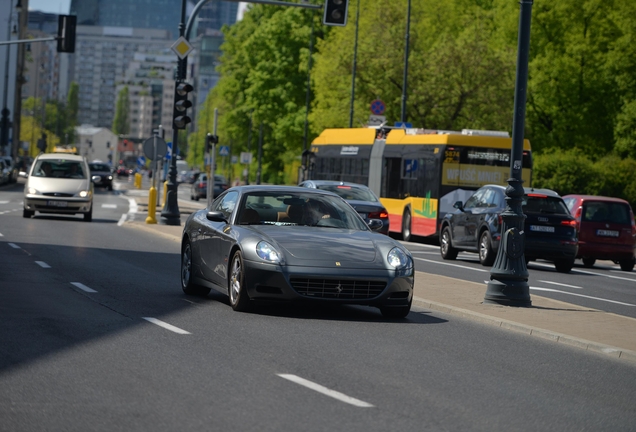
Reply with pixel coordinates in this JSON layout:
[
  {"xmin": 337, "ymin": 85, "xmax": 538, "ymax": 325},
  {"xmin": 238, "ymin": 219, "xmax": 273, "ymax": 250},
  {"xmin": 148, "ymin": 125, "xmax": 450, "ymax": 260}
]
[
  {"xmin": 402, "ymin": 209, "xmax": 412, "ymax": 242},
  {"xmin": 229, "ymin": 250, "xmax": 251, "ymax": 312},
  {"xmin": 440, "ymin": 226, "xmax": 458, "ymax": 260},
  {"xmin": 23, "ymin": 208, "xmax": 34, "ymax": 218},
  {"xmin": 84, "ymin": 206, "xmax": 93, "ymax": 222},
  {"xmin": 582, "ymin": 258, "xmax": 596, "ymax": 268},
  {"xmin": 479, "ymin": 231, "xmax": 496, "ymax": 266},
  {"xmin": 619, "ymin": 258, "xmax": 635, "ymax": 272},
  {"xmin": 194, "ymin": 195, "xmax": 200, "ymax": 201},
  {"xmin": 554, "ymin": 259, "xmax": 574, "ymax": 273},
  {"xmin": 380, "ymin": 298, "xmax": 412, "ymax": 319},
  {"xmin": 181, "ymin": 240, "xmax": 211, "ymax": 296},
  {"xmin": 108, "ymin": 184, "xmax": 113, "ymax": 191}
]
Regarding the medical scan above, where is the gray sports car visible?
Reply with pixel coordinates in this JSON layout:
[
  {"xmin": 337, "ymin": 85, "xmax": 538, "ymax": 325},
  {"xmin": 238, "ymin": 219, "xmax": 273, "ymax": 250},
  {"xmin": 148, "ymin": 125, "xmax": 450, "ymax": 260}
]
[{"xmin": 181, "ymin": 185, "xmax": 414, "ymax": 318}]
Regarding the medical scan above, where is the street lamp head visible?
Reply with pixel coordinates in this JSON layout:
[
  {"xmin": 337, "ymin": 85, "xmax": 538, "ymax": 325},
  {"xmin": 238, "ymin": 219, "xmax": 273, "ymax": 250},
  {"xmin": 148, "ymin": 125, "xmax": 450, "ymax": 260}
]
[{"xmin": 15, "ymin": 0, "xmax": 22, "ymax": 13}]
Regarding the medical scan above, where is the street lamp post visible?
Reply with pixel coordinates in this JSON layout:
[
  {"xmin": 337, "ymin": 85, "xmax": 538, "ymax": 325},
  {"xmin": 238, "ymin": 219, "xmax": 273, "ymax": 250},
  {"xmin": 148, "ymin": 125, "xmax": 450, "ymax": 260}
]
[
  {"xmin": 348, "ymin": 0, "xmax": 360, "ymax": 128},
  {"xmin": 1, "ymin": 0, "xmax": 17, "ymax": 156},
  {"xmin": 484, "ymin": 0, "xmax": 534, "ymax": 307},
  {"xmin": 400, "ymin": 0, "xmax": 411, "ymax": 124}
]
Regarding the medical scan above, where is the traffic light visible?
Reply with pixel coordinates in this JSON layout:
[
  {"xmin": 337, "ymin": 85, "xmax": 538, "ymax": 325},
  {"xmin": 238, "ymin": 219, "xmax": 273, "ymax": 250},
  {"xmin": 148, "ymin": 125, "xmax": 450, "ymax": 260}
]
[
  {"xmin": 206, "ymin": 133, "xmax": 218, "ymax": 153},
  {"xmin": 57, "ymin": 15, "xmax": 76, "ymax": 53},
  {"xmin": 173, "ymin": 82, "xmax": 194, "ymax": 129},
  {"xmin": 323, "ymin": 0, "xmax": 349, "ymax": 26}
]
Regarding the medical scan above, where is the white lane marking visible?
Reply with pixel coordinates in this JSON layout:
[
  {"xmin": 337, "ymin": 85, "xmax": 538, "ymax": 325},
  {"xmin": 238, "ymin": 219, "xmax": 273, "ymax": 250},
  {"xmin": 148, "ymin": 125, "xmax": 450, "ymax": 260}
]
[
  {"xmin": 0, "ymin": 233, "xmax": 3, "ymax": 236},
  {"xmin": 142, "ymin": 317, "xmax": 191, "ymax": 335},
  {"xmin": 277, "ymin": 374, "xmax": 374, "ymax": 408},
  {"xmin": 35, "ymin": 261, "xmax": 51, "ymax": 268},
  {"xmin": 0, "ymin": 200, "xmax": 8, "ymax": 204},
  {"xmin": 530, "ymin": 287, "xmax": 636, "ymax": 306},
  {"xmin": 71, "ymin": 282, "xmax": 97, "ymax": 293},
  {"xmin": 410, "ymin": 250, "xmax": 440, "ymax": 255},
  {"xmin": 400, "ymin": 242, "xmax": 439, "ymax": 250},
  {"xmin": 537, "ymin": 280, "xmax": 582, "ymax": 289},
  {"xmin": 102, "ymin": 204, "xmax": 117, "ymax": 209},
  {"xmin": 414, "ymin": 257, "xmax": 489, "ymax": 272},
  {"xmin": 118, "ymin": 197, "xmax": 138, "ymax": 227},
  {"xmin": 8, "ymin": 242, "xmax": 19, "ymax": 248},
  {"xmin": 571, "ymin": 268, "xmax": 636, "ymax": 283}
]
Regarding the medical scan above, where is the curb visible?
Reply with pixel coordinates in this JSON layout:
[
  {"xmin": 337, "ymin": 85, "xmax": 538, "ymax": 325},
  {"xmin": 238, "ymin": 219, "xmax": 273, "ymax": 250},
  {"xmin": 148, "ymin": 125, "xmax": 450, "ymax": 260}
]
[{"xmin": 412, "ymin": 296, "xmax": 636, "ymax": 363}]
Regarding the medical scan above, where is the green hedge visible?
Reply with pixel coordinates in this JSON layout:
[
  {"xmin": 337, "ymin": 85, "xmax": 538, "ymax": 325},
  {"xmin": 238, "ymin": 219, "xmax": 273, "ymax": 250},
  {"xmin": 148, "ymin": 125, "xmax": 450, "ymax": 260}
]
[{"xmin": 532, "ymin": 150, "xmax": 636, "ymax": 210}]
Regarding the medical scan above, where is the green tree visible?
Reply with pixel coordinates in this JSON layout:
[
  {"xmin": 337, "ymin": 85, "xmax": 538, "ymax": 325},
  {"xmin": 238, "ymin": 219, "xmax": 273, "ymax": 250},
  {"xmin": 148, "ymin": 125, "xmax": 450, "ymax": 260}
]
[{"xmin": 112, "ymin": 86, "xmax": 130, "ymax": 136}]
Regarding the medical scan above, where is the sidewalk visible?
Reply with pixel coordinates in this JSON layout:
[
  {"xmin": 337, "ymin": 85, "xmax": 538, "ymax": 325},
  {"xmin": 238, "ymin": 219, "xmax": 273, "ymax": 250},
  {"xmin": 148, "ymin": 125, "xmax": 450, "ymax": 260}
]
[{"xmin": 122, "ymin": 190, "xmax": 636, "ymax": 364}]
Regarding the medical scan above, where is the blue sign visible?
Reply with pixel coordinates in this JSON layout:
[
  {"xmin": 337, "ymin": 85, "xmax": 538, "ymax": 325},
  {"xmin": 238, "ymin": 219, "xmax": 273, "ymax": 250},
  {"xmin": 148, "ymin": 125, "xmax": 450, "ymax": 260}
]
[
  {"xmin": 165, "ymin": 142, "xmax": 172, "ymax": 160},
  {"xmin": 404, "ymin": 159, "xmax": 418, "ymax": 173},
  {"xmin": 370, "ymin": 99, "xmax": 385, "ymax": 115},
  {"xmin": 395, "ymin": 122, "xmax": 413, "ymax": 128},
  {"xmin": 219, "ymin": 146, "xmax": 230, "ymax": 156},
  {"xmin": 137, "ymin": 156, "xmax": 146, "ymax": 166}
]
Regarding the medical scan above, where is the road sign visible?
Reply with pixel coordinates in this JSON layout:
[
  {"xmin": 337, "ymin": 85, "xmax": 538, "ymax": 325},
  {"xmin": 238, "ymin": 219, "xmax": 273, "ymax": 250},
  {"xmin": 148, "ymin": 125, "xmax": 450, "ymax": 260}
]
[
  {"xmin": 137, "ymin": 156, "xmax": 146, "ymax": 166},
  {"xmin": 368, "ymin": 115, "xmax": 386, "ymax": 126},
  {"xmin": 395, "ymin": 122, "xmax": 413, "ymax": 128},
  {"xmin": 142, "ymin": 136, "xmax": 167, "ymax": 160},
  {"xmin": 219, "ymin": 145, "xmax": 230, "ymax": 156},
  {"xmin": 370, "ymin": 99, "xmax": 385, "ymax": 115},
  {"xmin": 165, "ymin": 142, "xmax": 172, "ymax": 160},
  {"xmin": 171, "ymin": 36, "xmax": 194, "ymax": 59},
  {"xmin": 240, "ymin": 152, "xmax": 253, "ymax": 164}
]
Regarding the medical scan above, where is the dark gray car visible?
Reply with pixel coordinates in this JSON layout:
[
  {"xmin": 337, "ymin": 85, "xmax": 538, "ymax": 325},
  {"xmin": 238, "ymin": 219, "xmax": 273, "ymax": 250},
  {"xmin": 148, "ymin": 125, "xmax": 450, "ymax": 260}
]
[{"xmin": 181, "ymin": 185, "xmax": 414, "ymax": 318}]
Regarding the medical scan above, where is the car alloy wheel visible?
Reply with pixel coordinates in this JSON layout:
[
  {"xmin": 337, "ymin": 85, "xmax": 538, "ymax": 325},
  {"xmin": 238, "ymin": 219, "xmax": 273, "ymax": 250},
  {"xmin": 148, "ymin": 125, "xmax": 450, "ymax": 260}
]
[
  {"xmin": 181, "ymin": 240, "xmax": 210, "ymax": 296},
  {"xmin": 440, "ymin": 227, "xmax": 458, "ymax": 260},
  {"xmin": 229, "ymin": 250, "xmax": 250, "ymax": 311},
  {"xmin": 479, "ymin": 231, "xmax": 495, "ymax": 266}
]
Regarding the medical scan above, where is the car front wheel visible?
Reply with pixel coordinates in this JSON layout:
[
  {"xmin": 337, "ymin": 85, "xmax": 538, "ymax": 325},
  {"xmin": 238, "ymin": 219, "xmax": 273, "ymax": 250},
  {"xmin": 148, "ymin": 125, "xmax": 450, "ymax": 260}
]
[
  {"xmin": 181, "ymin": 240, "xmax": 211, "ymax": 296},
  {"xmin": 554, "ymin": 259, "xmax": 574, "ymax": 273},
  {"xmin": 479, "ymin": 231, "xmax": 495, "ymax": 266},
  {"xmin": 440, "ymin": 226, "xmax": 458, "ymax": 260},
  {"xmin": 23, "ymin": 208, "xmax": 34, "ymax": 218},
  {"xmin": 229, "ymin": 250, "xmax": 250, "ymax": 311}
]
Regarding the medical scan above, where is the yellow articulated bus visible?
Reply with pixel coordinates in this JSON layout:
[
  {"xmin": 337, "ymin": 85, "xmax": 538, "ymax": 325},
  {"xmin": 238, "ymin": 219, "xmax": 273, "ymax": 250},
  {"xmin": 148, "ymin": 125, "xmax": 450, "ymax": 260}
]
[{"xmin": 309, "ymin": 127, "xmax": 532, "ymax": 241}]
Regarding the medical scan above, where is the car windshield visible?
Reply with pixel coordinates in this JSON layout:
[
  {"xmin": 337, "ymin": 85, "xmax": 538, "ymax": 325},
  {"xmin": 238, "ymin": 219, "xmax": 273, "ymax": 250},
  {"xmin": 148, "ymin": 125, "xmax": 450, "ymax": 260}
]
[
  {"xmin": 238, "ymin": 191, "xmax": 369, "ymax": 230},
  {"xmin": 317, "ymin": 184, "xmax": 378, "ymax": 202},
  {"xmin": 89, "ymin": 163, "xmax": 110, "ymax": 172},
  {"xmin": 522, "ymin": 195, "xmax": 569, "ymax": 214},
  {"xmin": 583, "ymin": 202, "xmax": 631, "ymax": 224},
  {"xmin": 33, "ymin": 159, "xmax": 86, "ymax": 179}
]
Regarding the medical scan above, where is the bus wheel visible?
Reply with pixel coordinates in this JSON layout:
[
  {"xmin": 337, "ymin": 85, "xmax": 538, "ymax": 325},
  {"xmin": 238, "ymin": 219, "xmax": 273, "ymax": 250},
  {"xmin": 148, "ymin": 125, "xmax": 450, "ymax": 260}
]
[{"xmin": 402, "ymin": 209, "xmax": 412, "ymax": 242}]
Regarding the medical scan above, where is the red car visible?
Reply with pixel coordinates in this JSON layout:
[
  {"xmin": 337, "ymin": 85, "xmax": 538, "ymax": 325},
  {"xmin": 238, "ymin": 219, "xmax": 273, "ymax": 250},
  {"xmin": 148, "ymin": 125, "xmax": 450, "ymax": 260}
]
[{"xmin": 562, "ymin": 194, "xmax": 636, "ymax": 271}]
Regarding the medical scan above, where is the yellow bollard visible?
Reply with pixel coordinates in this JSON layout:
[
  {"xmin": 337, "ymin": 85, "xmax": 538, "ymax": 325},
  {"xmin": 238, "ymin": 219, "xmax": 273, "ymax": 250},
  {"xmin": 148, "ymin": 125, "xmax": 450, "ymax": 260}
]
[
  {"xmin": 163, "ymin": 180, "xmax": 168, "ymax": 206},
  {"xmin": 145, "ymin": 187, "xmax": 157, "ymax": 224},
  {"xmin": 135, "ymin": 172, "xmax": 142, "ymax": 189}
]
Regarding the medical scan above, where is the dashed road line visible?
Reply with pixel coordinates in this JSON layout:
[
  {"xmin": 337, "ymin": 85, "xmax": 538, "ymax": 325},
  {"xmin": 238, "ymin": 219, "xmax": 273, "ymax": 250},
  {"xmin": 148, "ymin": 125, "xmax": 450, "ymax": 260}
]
[
  {"xmin": 531, "ymin": 287, "xmax": 636, "ymax": 306},
  {"xmin": 8, "ymin": 243, "xmax": 20, "ymax": 249},
  {"xmin": 35, "ymin": 261, "xmax": 51, "ymax": 268},
  {"xmin": 277, "ymin": 374, "xmax": 374, "ymax": 408},
  {"xmin": 414, "ymin": 256, "xmax": 489, "ymax": 272},
  {"xmin": 71, "ymin": 282, "xmax": 97, "ymax": 293},
  {"xmin": 537, "ymin": 280, "xmax": 582, "ymax": 289},
  {"xmin": 142, "ymin": 317, "xmax": 191, "ymax": 334}
]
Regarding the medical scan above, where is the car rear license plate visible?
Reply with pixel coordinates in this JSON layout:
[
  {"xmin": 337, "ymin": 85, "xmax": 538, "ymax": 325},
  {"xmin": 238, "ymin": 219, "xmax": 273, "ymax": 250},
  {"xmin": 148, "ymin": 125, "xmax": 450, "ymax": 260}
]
[
  {"xmin": 597, "ymin": 229, "xmax": 619, "ymax": 237},
  {"xmin": 530, "ymin": 225, "xmax": 555, "ymax": 232},
  {"xmin": 47, "ymin": 200, "xmax": 68, "ymax": 207}
]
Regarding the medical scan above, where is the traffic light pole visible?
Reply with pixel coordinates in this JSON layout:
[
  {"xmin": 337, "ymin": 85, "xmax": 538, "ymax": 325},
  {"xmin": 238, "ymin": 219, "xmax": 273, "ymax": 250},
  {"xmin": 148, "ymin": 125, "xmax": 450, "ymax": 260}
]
[{"xmin": 160, "ymin": 0, "xmax": 188, "ymax": 226}]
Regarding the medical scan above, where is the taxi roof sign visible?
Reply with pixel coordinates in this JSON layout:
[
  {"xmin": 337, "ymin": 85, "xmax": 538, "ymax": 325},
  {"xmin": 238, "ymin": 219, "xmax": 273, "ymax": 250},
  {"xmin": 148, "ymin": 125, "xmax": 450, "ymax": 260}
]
[{"xmin": 171, "ymin": 36, "xmax": 194, "ymax": 59}]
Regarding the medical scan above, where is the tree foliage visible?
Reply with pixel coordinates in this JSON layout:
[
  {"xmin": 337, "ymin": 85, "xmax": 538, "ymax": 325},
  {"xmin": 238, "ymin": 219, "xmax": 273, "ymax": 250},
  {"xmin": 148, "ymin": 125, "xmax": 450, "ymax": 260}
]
[
  {"xmin": 112, "ymin": 86, "xmax": 130, "ymax": 136},
  {"xmin": 199, "ymin": 0, "xmax": 636, "ymax": 188}
]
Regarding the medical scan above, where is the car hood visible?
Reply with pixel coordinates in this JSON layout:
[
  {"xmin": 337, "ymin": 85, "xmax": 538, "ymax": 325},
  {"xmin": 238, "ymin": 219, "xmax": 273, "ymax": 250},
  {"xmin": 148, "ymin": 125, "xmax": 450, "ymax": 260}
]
[
  {"xmin": 27, "ymin": 177, "xmax": 90, "ymax": 194},
  {"xmin": 253, "ymin": 226, "xmax": 380, "ymax": 264}
]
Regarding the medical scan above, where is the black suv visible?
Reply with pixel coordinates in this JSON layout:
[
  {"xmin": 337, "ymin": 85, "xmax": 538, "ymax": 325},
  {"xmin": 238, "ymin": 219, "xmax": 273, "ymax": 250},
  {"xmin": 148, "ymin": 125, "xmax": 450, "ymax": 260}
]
[{"xmin": 439, "ymin": 185, "xmax": 578, "ymax": 272}]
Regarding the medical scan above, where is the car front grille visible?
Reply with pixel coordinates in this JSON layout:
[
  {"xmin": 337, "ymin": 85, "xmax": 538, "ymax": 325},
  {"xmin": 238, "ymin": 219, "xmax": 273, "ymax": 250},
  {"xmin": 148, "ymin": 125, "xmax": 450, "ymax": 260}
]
[
  {"xmin": 290, "ymin": 278, "xmax": 386, "ymax": 299},
  {"xmin": 42, "ymin": 192, "xmax": 74, "ymax": 197}
]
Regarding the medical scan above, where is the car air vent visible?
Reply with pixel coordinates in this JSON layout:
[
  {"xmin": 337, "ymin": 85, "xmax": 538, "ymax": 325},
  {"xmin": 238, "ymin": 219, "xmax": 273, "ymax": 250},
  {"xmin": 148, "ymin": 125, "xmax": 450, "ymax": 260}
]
[
  {"xmin": 43, "ymin": 192, "xmax": 74, "ymax": 197},
  {"xmin": 290, "ymin": 278, "xmax": 386, "ymax": 299}
]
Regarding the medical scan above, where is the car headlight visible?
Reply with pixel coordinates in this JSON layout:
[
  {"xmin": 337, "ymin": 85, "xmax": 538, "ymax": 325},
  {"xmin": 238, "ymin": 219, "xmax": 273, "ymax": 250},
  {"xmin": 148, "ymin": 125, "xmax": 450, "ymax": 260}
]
[
  {"xmin": 108, "ymin": 175, "xmax": 113, "ymax": 180},
  {"xmin": 27, "ymin": 187, "xmax": 39, "ymax": 194},
  {"xmin": 77, "ymin": 190, "xmax": 89, "ymax": 198},
  {"xmin": 256, "ymin": 241, "xmax": 281, "ymax": 263},
  {"xmin": 387, "ymin": 247, "xmax": 412, "ymax": 269}
]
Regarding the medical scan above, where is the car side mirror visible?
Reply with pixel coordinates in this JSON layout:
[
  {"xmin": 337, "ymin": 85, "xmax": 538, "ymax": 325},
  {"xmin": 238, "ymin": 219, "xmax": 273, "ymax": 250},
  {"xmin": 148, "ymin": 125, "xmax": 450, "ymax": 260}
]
[
  {"xmin": 206, "ymin": 211, "xmax": 228, "ymax": 223},
  {"xmin": 19, "ymin": 171, "xmax": 28, "ymax": 178},
  {"xmin": 453, "ymin": 201, "xmax": 464, "ymax": 211},
  {"xmin": 367, "ymin": 218, "xmax": 383, "ymax": 232}
]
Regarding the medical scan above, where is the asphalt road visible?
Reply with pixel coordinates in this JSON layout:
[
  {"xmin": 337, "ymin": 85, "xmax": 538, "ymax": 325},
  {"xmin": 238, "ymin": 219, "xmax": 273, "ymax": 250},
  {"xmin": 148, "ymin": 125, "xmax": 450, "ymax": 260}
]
[{"xmin": 1, "ymin": 178, "xmax": 635, "ymax": 431}]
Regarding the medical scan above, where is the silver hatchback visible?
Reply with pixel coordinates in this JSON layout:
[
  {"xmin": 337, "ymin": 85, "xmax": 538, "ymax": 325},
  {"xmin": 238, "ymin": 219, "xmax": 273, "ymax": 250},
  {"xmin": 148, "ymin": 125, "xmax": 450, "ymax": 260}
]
[{"xmin": 22, "ymin": 153, "xmax": 94, "ymax": 221}]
